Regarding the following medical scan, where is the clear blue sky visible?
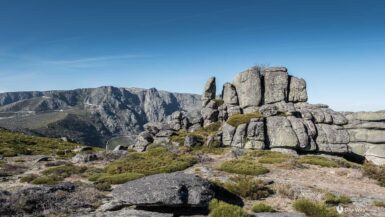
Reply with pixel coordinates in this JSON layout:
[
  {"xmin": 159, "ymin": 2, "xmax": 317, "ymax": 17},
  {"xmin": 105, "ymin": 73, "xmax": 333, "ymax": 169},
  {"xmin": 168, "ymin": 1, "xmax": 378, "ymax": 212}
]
[{"xmin": 1, "ymin": 0, "xmax": 385, "ymax": 111}]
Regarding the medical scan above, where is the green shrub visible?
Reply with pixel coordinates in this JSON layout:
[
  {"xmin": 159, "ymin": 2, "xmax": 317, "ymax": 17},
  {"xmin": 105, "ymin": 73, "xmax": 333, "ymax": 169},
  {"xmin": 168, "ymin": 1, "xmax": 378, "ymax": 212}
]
[
  {"xmin": 20, "ymin": 174, "xmax": 38, "ymax": 183},
  {"xmin": 94, "ymin": 182, "xmax": 111, "ymax": 191},
  {"xmin": 227, "ymin": 112, "xmax": 262, "ymax": 127},
  {"xmin": 252, "ymin": 151, "xmax": 293, "ymax": 164},
  {"xmin": 218, "ymin": 159, "xmax": 269, "ymax": 176},
  {"xmin": 95, "ymin": 172, "xmax": 145, "ymax": 184},
  {"xmin": 214, "ymin": 99, "xmax": 224, "ymax": 107},
  {"xmin": 298, "ymin": 156, "xmax": 339, "ymax": 168},
  {"xmin": 374, "ymin": 200, "xmax": 385, "ymax": 208},
  {"xmin": 324, "ymin": 192, "xmax": 352, "ymax": 205},
  {"xmin": 0, "ymin": 128, "xmax": 87, "ymax": 158},
  {"xmin": 252, "ymin": 203, "xmax": 275, "ymax": 213},
  {"xmin": 104, "ymin": 147, "xmax": 196, "ymax": 176},
  {"xmin": 171, "ymin": 122, "xmax": 222, "ymax": 146},
  {"xmin": 363, "ymin": 162, "xmax": 385, "ymax": 187},
  {"xmin": 31, "ymin": 175, "xmax": 59, "ymax": 185},
  {"xmin": 42, "ymin": 164, "xmax": 88, "ymax": 179},
  {"xmin": 191, "ymin": 146, "xmax": 228, "ymax": 155},
  {"xmin": 223, "ymin": 176, "xmax": 273, "ymax": 200},
  {"xmin": 209, "ymin": 199, "xmax": 249, "ymax": 217},
  {"xmin": 293, "ymin": 198, "xmax": 341, "ymax": 217}
]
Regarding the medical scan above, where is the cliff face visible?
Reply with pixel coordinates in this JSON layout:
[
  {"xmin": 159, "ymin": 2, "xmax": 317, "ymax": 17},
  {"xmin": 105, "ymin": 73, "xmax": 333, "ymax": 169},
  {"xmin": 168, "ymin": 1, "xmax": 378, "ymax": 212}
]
[
  {"xmin": 0, "ymin": 86, "xmax": 201, "ymax": 146},
  {"xmin": 139, "ymin": 67, "xmax": 385, "ymax": 165}
]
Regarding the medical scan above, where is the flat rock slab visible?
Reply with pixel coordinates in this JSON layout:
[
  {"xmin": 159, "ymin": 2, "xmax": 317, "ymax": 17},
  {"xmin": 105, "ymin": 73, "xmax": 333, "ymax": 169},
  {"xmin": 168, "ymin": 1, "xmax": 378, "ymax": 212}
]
[
  {"xmin": 79, "ymin": 209, "xmax": 173, "ymax": 217},
  {"xmin": 251, "ymin": 212, "xmax": 306, "ymax": 217},
  {"xmin": 112, "ymin": 172, "xmax": 215, "ymax": 208}
]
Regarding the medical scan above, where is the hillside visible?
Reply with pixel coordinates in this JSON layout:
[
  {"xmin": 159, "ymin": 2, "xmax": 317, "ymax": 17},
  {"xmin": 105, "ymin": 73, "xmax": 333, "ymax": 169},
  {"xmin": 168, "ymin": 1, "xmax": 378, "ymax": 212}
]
[{"xmin": 0, "ymin": 86, "xmax": 201, "ymax": 147}]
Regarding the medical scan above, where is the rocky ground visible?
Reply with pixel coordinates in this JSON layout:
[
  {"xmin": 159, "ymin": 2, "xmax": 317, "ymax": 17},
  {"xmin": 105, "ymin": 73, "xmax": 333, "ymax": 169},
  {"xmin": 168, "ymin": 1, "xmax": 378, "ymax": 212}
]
[{"xmin": 1, "ymin": 147, "xmax": 385, "ymax": 217}]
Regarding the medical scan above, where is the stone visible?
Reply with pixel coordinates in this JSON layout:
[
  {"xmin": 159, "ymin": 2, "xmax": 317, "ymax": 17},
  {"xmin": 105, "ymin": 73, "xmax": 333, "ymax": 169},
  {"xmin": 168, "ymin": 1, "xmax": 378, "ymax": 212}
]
[
  {"xmin": 344, "ymin": 121, "xmax": 385, "ymax": 130},
  {"xmin": 171, "ymin": 111, "xmax": 183, "ymax": 120},
  {"xmin": 202, "ymin": 77, "xmax": 216, "ymax": 105},
  {"xmin": 316, "ymin": 124, "xmax": 350, "ymax": 144},
  {"xmin": 83, "ymin": 209, "xmax": 173, "ymax": 217},
  {"xmin": 72, "ymin": 153, "xmax": 98, "ymax": 163},
  {"xmin": 288, "ymin": 76, "xmax": 308, "ymax": 103},
  {"xmin": 287, "ymin": 116, "xmax": 309, "ymax": 149},
  {"xmin": 251, "ymin": 212, "xmax": 305, "ymax": 217},
  {"xmin": 266, "ymin": 116, "xmax": 299, "ymax": 148},
  {"xmin": 184, "ymin": 135, "xmax": 198, "ymax": 147},
  {"xmin": 97, "ymin": 200, "xmax": 127, "ymax": 212},
  {"xmin": 345, "ymin": 111, "xmax": 385, "ymax": 122},
  {"xmin": 322, "ymin": 109, "xmax": 333, "ymax": 124},
  {"xmin": 222, "ymin": 123, "xmax": 236, "ymax": 146},
  {"xmin": 227, "ymin": 105, "xmax": 242, "ymax": 117},
  {"xmin": 259, "ymin": 104, "xmax": 278, "ymax": 117},
  {"xmin": 112, "ymin": 172, "xmax": 215, "ymax": 208},
  {"xmin": 245, "ymin": 121, "xmax": 265, "ymax": 149},
  {"xmin": 310, "ymin": 109, "xmax": 325, "ymax": 123},
  {"xmin": 348, "ymin": 129, "xmax": 385, "ymax": 144},
  {"xmin": 113, "ymin": 145, "xmax": 128, "ymax": 151},
  {"xmin": 135, "ymin": 131, "xmax": 155, "ymax": 151},
  {"xmin": 330, "ymin": 112, "xmax": 348, "ymax": 125},
  {"xmin": 317, "ymin": 143, "xmax": 349, "ymax": 154},
  {"xmin": 365, "ymin": 145, "xmax": 385, "ymax": 165},
  {"xmin": 264, "ymin": 68, "xmax": 289, "ymax": 104},
  {"xmin": 222, "ymin": 82, "xmax": 238, "ymax": 105},
  {"xmin": 233, "ymin": 68, "xmax": 262, "ymax": 109},
  {"xmin": 231, "ymin": 123, "xmax": 248, "ymax": 148},
  {"xmin": 348, "ymin": 142, "xmax": 377, "ymax": 156},
  {"xmin": 35, "ymin": 156, "xmax": 49, "ymax": 163},
  {"xmin": 271, "ymin": 148, "xmax": 298, "ymax": 156}
]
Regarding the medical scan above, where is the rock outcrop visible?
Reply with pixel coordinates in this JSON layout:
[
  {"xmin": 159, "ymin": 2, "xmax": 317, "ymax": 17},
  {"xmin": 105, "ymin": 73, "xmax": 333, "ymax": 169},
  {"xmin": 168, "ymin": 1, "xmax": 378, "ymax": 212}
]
[{"xmin": 138, "ymin": 66, "xmax": 385, "ymax": 165}]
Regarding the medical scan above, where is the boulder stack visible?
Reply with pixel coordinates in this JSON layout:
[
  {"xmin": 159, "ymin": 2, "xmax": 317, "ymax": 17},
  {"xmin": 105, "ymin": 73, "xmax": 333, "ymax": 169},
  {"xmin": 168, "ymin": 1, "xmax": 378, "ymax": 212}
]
[{"xmin": 136, "ymin": 66, "xmax": 385, "ymax": 165}]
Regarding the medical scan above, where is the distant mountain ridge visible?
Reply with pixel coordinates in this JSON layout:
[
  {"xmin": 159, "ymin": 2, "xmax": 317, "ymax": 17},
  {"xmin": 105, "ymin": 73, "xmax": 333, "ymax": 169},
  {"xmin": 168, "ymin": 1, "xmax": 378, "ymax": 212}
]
[{"xmin": 0, "ymin": 86, "xmax": 201, "ymax": 147}]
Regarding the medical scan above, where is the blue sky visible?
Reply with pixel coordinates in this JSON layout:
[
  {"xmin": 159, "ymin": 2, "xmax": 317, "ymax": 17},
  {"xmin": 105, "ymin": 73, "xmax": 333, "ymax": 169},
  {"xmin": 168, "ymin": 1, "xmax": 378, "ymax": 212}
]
[{"xmin": 1, "ymin": 0, "xmax": 385, "ymax": 111}]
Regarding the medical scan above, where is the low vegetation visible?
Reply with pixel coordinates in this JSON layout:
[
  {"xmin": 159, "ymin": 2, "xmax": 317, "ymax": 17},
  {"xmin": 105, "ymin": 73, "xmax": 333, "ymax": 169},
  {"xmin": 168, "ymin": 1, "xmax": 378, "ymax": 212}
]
[
  {"xmin": 363, "ymin": 161, "xmax": 385, "ymax": 187},
  {"xmin": 324, "ymin": 192, "xmax": 352, "ymax": 205},
  {"xmin": 0, "ymin": 128, "xmax": 82, "ymax": 157},
  {"xmin": 374, "ymin": 200, "xmax": 385, "ymax": 208},
  {"xmin": 170, "ymin": 122, "xmax": 222, "ymax": 145},
  {"xmin": 88, "ymin": 147, "xmax": 196, "ymax": 185},
  {"xmin": 249, "ymin": 150, "xmax": 293, "ymax": 164},
  {"xmin": 21, "ymin": 163, "xmax": 88, "ymax": 185},
  {"xmin": 252, "ymin": 203, "xmax": 275, "ymax": 213},
  {"xmin": 209, "ymin": 199, "xmax": 249, "ymax": 217},
  {"xmin": 298, "ymin": 155, "xmax": 359, "ymax": 168},
  {"xmin": 223, "ymin": 176, "xmax": 273, "ymax": 200},
  {"xmin": 226, "ymin": 112, "xmax": 262, "ymax": 127},
  {"xmin": 218, "ymin": 159, "xmax": 269, "ymax": 175},
  {"xmin": 293, "ymin": 198, "xmax": 341, "ymax": 217}
]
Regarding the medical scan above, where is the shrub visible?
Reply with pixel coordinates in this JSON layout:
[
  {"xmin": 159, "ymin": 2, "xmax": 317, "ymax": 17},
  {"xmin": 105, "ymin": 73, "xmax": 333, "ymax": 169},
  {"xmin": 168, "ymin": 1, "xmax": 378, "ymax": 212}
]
[
  {"xmin": 103, "ymin": 147, "xmax": 196, "ymax": 176},
  {"xmin": 42, "ymin": 164, "xmax": 88, "ymax": 180},
  {"xmin": 293, "ymin": 198, "xmax": 341, "ymax": 217},
  {"xmin": 171, "ymin": 122, "xmax": 222, "ymax": 146},
  {"xmin": 31, "ymin": 175, "xmax": 59, "ymax": 185},
  {"xmin": 252, "ymin": 150, "xmax": 293, "ymax": 164},
  {"xmin": 191, "ymin": 146, "xmax": 228, "ymax": 155},
  {"xmin": 94, "ymin": 172, "xmax": 145, "ymax": 184},
  {"xmin": 227, "ymin": 112, "xmax": 262, "ymax": 127},
  {"xmin": 363, "ymin": 162, "xmax": 385, "ymax": 187},
  {"xmin": 274, "ymin": 183, "xmax": 296, "ymax": 199},
  {"xmin": 324, "ymin": 192, "xmax": 352, "ymax": 205},
  {"xmin": 20, "ymin": 174, "xmax": 39, "ymax": 183},
  {"xmin": 374, "ymin": 200, "xmax": 385, "ymax": 208},
  {"xmin": 209, "ymin": 199, "xmax": 249, "ymax": 217},
  {"xmin": 252, "ymin": 203, "xmax": 275, "ymax": 213},
  {"xmin": 94, "ymin": 182, "xmax": 111, "ymax": 191},
  {"xmin": 298, "ymin": 156, "xmax": 339, "ymax": 168},
  {"xmin": 218, "ymin": 159, "xmax": 269, "ymax": 176},
  {"xmin": 223, "ymin": 176, "xmax": 273, "ymax": 200}
]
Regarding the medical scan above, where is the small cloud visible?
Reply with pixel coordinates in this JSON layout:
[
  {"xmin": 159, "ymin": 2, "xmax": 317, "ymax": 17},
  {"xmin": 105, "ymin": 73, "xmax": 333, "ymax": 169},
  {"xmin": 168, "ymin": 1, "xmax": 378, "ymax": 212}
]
[{"xmin": 43, "ymin": 54, "xmax": 148, "ymax": 65}]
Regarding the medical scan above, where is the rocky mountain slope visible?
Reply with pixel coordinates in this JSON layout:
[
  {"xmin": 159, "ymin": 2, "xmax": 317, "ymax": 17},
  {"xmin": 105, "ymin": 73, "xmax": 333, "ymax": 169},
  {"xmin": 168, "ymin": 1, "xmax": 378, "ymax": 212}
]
[{"xmin": 0, "ymin": 86, "xmax": 201, "ymax": 147}]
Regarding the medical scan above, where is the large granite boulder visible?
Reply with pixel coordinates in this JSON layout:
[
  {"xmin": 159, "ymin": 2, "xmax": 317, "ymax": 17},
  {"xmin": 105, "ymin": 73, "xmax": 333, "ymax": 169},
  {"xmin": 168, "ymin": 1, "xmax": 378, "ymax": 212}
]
[
  {"xmin": 222, "ymin": 123, "xmax": 236, "ymax": 146},
  {"xmin": 222, "ymin": 82, "xmax": 238, "ymax": 105},
  {"xmin": 231, "ymin": 123, "xmax": 248, "ymax": 148},
  {"xmin": 264, "ymin": 67, "xmax": 289, "ymax": 104},
  {"xmin": 201, "ymin": 77, "xmax": 216, "ymax": 105},
  {"xmin": 81, "ymin": 209, "xmax": 173, "ymax": 217},
  {"xmin": 245, "ymin": 119, "xmax": 265, "ymax": 149},
  {"xmin": 266, "ymin": 116, "xmax": 299, "ymax": 148},
  {"xmin": 287, "ymin": 116, "xmax": 309, "ymax": 149},
  {"xmin": 233, "ymin": 68, "xmax": 262, "ymax": 110},
  {"xmin": 112, "ymin": 172, "xmax": 215, "ymax": 208},
  {"xmin": 316, "ymin": 124, "xmax": 350, "ymax": 154},
  {"xmin": 288, "ymin": 76, "xmax": 308, "ymax": 103},
  {"xmin": 365, "ymin": 145, "xmax": 385, "ymax": 165},
  {"xmin": 348, "ymin": 129, "xmax": 385, "ymax": 144},
  {"xmin": 345, "ymin": 111, "xmax": 385, "ymax": 122}
]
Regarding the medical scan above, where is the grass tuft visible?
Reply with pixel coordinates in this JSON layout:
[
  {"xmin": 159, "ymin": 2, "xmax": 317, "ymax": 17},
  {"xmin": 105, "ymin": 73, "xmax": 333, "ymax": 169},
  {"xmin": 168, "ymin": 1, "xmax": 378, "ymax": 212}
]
[
  {"xmin": 363, "ymin": 162, "xmax": 385, "ymax": 187},
  {"xmin": 324, "ymin": 192, "xmax": 352, "ymax": 205},
  {"xmin": 209, "ymin": 199, "xmax": 249, "ymax": 217},
  {"xmin": 223, "ymin": 176, "xmax": 273, "ymax": 200},
  {"xmin": 252, "ymin": 203, "xmax": 275, "ymax": 213},
  {"xmin": 218, "ymin": 159, "xmax": 269, "ymax": 176},
  {"xmin": 226, "ymin": 112, "xmax": 262, "ymax": 127},
  {"xmin": 293, "ymin": 198, "xmax": 341, "ymax": 217}
]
